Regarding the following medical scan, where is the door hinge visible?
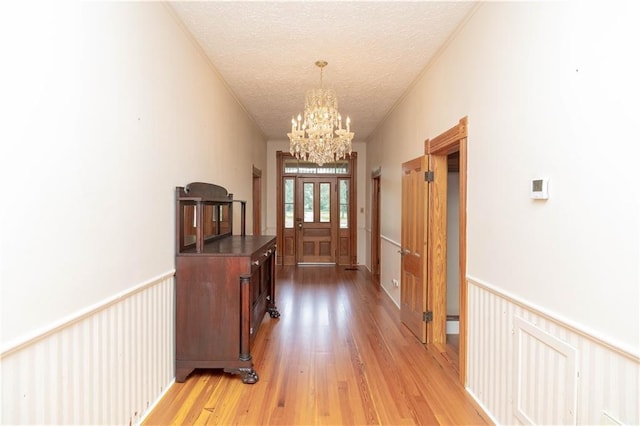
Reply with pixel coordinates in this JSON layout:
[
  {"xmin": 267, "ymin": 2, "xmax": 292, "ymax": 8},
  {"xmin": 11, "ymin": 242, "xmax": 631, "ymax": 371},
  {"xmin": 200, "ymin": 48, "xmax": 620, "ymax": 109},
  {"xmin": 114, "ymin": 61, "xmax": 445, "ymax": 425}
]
[
  {"xmin": 423, "ymin": 311, "xmax": 433, "ymax": 323},
  {"xmin": 424, "ymin": 171, "xmax": 434, "ymax": 182}
]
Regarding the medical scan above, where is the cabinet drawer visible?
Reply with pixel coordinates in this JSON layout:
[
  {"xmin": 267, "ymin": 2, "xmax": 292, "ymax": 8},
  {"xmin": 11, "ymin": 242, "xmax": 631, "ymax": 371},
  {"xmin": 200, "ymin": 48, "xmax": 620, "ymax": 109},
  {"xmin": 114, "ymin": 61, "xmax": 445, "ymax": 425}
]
[{"xmin": 250, "ymin": 245, "xmax": 275, "ymax": 269}]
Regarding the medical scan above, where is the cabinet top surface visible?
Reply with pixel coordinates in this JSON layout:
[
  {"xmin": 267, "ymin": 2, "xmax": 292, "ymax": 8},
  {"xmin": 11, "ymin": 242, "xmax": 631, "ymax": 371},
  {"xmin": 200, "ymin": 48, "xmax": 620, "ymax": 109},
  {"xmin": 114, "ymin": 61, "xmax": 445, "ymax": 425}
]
[{"xmin": 178, "ymin": 235, "xmax": 276, "ymax": 256}]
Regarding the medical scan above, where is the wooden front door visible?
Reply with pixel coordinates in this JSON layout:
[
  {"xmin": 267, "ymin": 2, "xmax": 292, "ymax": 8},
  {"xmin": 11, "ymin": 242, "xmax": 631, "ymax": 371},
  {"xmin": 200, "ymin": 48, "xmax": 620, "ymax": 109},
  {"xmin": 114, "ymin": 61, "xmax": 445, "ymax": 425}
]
[
  {"xmin": 401, "ymin": 156, "xmax": 428, "ymax": 342},
  {"xmin": 296, "ymin": 177, "xmax": 337, "ymax": 263},
  {"xmin": 276, "ymin": 152, "xmax": 357, "ymax": 266}
]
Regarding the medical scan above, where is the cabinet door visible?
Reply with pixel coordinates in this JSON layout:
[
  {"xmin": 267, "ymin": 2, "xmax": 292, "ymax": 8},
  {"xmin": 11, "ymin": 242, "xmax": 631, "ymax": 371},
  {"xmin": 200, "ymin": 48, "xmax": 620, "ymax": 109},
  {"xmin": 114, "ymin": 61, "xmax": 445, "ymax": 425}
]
[
  {"xmin": 251, "ymin": 266, "xmax": 261, "ymax": 305},
  {"xmin": 250, "ymin": 267, "xmax": 265, "ymax": 340},
  {"xmin": 261, "ymin": 255, "xmax": 269, "ymax": 296}
]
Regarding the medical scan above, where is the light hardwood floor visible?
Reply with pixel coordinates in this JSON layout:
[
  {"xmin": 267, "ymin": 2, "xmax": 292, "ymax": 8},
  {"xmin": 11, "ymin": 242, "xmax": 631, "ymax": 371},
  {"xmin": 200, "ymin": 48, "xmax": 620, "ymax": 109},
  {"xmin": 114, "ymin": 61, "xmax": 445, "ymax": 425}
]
[{"xmin": 144, "ymin": 266, "xmax": 489, "ymax": 425}]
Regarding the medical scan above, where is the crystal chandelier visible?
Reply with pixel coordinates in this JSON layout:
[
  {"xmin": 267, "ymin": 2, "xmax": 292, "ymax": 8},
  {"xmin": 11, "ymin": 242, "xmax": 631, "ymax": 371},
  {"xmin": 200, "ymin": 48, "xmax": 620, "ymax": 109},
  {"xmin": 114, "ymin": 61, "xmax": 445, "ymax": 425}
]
[{"xmin": 288, "ymin": 60, "xmax": 354, "ymax": 166}]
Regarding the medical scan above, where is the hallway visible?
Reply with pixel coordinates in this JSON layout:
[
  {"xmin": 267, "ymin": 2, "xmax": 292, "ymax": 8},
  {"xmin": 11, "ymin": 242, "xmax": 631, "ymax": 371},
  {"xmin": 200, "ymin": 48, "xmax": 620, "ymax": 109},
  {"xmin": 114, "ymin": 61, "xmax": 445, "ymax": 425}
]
[{"xmin": 144, "ymin": 266, "xmax": 488, "ymax": 425}]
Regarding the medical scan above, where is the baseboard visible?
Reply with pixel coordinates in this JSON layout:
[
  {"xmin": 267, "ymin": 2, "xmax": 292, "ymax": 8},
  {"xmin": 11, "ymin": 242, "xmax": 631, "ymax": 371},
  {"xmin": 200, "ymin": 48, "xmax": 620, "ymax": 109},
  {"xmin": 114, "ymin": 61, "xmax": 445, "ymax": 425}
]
[
  {"xmin": 136, "ymin": 377, "xmax": 176, "ymax": 425},
  {"xmin": 446, "ymin": 320, "xmax": 459, "ymax": 334}
]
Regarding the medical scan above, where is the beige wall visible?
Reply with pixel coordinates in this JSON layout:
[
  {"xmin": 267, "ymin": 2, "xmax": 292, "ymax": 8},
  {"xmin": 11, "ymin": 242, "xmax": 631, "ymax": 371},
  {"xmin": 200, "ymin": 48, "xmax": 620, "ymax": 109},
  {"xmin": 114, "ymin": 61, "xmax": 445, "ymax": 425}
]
[
  {"xmin": 0, "ymin": 2, "xmax": 267, "ymax": 349},
  {"xmin": 366, "ymin": 1, "xmax": 639, "ymax": 350}
]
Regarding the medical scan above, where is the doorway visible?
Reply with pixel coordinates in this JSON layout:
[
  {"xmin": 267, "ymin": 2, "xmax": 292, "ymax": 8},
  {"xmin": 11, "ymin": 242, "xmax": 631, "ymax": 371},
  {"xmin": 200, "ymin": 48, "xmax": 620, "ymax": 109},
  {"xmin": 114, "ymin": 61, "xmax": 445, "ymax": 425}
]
[
  {"xmin": 424, "ymin": 117, "xmax": 468, "ymax": 384},
  {"xmin": 446, "ymin": 152, "xmax": 460, "ymax": 352},
  {"xmin": 276, "ymin": 151, "xmax": 357, "ymax": 266},
  {"xmin": 371, "ymin": 168, "xmax": 381, "ymax": 284},
  {"xmin": 252, "ymin": 166, "xmax": 262, "ymax": 235},
  {"xmin": 399, "ymin": 117, "xmax": 468, "ymax": 384}
]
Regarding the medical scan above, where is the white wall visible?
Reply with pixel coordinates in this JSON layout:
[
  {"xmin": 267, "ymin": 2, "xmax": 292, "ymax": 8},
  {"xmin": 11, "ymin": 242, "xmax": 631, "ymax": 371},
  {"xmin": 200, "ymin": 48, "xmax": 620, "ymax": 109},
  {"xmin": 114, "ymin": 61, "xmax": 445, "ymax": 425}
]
[
  {"xmin": 0, "ymin": 1, "xmax": 266, "ymax": 349},
  {"xmin": 367, "ymin": 0, "xmax": 639, "ymax": 353}
]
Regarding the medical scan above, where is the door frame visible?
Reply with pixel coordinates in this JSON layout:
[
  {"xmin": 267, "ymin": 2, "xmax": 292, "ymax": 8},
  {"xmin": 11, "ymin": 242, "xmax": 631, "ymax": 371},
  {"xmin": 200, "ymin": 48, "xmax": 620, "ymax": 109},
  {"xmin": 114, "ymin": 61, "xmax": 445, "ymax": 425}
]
[
  {"xmin": 276, "ymin": 151, "xmax": 358, "ymax": 266},
  {"xmin": 424, "ymin": 116, "xmax": 468, "ymax": 385}
]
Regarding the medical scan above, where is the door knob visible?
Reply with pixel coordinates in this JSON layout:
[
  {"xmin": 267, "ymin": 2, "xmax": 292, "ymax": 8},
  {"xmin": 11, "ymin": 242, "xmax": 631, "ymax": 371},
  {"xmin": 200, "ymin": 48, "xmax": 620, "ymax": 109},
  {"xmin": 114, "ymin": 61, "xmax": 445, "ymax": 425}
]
[{"xmin": 298, "ymin": 222, "xmax": 303, "ymax": 229}]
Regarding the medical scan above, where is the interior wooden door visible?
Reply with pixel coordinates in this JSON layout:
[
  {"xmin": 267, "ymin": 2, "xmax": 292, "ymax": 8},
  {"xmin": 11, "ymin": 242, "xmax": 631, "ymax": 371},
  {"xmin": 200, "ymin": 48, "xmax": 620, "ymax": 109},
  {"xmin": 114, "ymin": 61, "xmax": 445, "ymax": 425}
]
[
  {"xmin": 371, "ymin": 172, "xmax": 381, "ymax": 283},
  {"xmin": 401, "ymin": 156, "xmax": 428, "ymax": 343},
  {"xmin": 252, "ymin": 166, "xmax": 261, "ymax": 235},
  {"xmin": 296, "ymin": 177, "xmax": 337, "ymax": 263},
  {"xmin": 427, "ymin": 154, "xmax": 448, "ymax": 345}
]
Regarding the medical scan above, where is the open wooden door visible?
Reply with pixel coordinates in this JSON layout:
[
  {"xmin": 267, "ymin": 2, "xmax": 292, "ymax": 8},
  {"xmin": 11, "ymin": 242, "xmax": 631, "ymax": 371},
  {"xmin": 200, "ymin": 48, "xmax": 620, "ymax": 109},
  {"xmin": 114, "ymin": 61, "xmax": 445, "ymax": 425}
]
[
  {"xmin": 401, "ymin": 156, "xmax": 428, "ymax": 342},
  {"xmin": 426, "ymin": 154, "xmax": 448, "ymax": 345},
  {"xmin": 401, "ymin": 154, "xmax": 448, "ymax": 344}
]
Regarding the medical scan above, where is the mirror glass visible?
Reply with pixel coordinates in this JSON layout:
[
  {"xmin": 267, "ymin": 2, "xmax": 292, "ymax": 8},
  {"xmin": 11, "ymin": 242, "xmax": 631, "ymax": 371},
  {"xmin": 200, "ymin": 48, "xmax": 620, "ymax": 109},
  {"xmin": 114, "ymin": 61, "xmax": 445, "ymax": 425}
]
[
  {"xmin": 183, "ymin": 204, "xmax": 197, "ymax": 246},
  {"xmin": 203, "ymin": 204, "xmax": 218, "ymax": 241},
  {"xmin": 219, "ymin": 204, "xmax": 231, "ymax": 235}
]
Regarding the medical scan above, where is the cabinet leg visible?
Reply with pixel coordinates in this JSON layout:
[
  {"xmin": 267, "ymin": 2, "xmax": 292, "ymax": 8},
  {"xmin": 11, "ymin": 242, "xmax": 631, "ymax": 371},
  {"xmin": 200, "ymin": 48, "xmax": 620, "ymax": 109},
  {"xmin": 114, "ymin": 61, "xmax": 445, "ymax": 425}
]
[
  {"xmin": 175, "ymin": 367, "xmax": 195, "ymax": 383},
  {"xmin": 268, "ymin": 305, "xmax": 280, "ymax": 318},
  {"xmin": 224, "ymin": 367, "xmax": 259, "ymax": 384}
]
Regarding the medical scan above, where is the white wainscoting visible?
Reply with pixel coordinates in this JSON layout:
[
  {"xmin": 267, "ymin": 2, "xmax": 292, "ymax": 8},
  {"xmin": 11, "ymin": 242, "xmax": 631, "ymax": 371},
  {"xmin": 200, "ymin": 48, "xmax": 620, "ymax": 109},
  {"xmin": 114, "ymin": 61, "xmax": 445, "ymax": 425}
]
[
  {"xmin": 380, "ymin": 235, "xmax": 402, "ymax": 308},
  {"xmin": 0, "ymin": 271, "xmax": 175, "ymax": 425},
  {"xmin": 467, "ymin": 277, "xmax": 639, "ymax": 425}
]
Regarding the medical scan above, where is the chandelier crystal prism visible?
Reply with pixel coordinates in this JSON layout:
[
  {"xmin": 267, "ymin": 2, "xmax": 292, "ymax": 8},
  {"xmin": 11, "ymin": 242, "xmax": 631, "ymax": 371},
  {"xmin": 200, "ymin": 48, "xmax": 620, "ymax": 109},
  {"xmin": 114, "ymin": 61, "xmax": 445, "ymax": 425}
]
[{"xmin": 288, "ymin": 60, "xmax": 354, "ymax": 166}]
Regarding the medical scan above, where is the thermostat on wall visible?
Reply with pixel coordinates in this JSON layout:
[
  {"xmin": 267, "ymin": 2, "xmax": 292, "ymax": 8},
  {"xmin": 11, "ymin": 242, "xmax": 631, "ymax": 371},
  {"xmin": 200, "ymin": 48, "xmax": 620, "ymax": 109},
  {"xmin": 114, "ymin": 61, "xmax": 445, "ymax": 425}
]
[{"xmin": 531, "ymin": 178, "xmax": 549, "ymax": 200}]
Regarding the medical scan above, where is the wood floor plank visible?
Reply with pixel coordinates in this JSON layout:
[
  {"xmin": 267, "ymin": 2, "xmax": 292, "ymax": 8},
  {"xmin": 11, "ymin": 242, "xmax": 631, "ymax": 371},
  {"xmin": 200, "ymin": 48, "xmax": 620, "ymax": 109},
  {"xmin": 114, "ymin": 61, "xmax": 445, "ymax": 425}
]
[{"xmin": 143, "ymin": 266, "xmax": 489, "ymax": 425}]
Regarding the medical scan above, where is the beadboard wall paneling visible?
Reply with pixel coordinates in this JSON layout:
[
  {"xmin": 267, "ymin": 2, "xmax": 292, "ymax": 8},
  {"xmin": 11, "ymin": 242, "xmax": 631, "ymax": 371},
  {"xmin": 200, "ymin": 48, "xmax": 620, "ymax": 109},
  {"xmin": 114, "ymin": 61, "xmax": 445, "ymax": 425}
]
[
  {"xmin": 0, "ymin": 272, "xmax": 175, "ymax": 425},
  {"xmin": 467, "ymin": 277, "xmax": 639, "ymax": 425}
]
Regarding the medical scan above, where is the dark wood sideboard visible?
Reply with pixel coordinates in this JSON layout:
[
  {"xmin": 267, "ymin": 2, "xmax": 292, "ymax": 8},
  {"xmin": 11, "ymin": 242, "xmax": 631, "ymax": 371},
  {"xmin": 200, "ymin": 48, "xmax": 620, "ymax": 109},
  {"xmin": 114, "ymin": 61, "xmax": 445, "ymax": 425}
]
[{"xmin": 174, "ymin": 182, "xmax": 279, "ymax": 384}]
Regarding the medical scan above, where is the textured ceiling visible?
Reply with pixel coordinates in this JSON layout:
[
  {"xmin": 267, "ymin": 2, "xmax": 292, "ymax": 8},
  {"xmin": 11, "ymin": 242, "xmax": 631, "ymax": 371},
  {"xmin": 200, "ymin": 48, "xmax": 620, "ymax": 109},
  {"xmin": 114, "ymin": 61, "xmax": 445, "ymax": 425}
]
[{"xmin": 169, "ymin": 1, "xmax": 477, "ymax": 141}]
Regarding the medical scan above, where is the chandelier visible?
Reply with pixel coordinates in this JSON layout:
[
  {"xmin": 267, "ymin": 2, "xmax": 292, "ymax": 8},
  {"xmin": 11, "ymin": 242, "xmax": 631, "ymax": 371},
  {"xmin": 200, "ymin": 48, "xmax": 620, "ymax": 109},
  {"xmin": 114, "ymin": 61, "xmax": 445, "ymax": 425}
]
[{"xmin": 288, "ymin": 60, "xmax": 354, "ymax": 166}]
